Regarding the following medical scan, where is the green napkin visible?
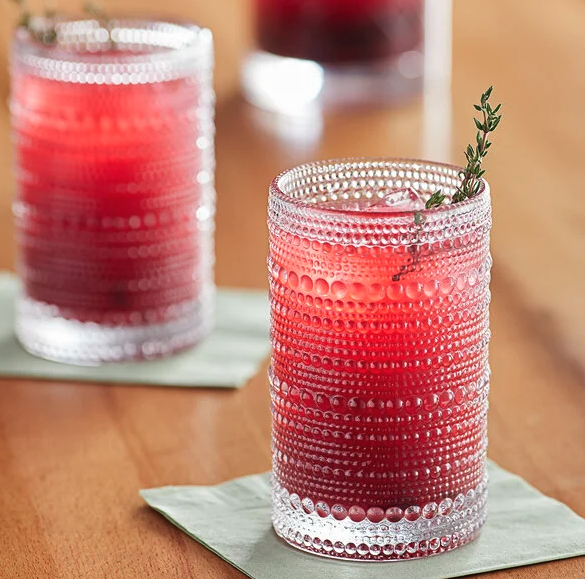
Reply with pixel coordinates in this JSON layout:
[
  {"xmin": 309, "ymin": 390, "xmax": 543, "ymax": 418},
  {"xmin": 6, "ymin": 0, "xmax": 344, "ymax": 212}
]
[
  {"xmin": 0, "ymin": 272, "xmax": 269, "ymax": 388},
  {"xmin": 141, "ymin": 461, "xmax": 585, "ymax": 579}
]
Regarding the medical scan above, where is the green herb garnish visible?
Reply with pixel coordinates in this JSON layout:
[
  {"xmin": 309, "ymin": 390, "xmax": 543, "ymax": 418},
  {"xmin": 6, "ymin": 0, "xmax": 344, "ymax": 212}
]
[
  {"xmin": 9, "ymin": 0, "xmax": 115, "ymax": 47},
  {"xmin": 425, "ymin": 189, "xmax": 446, "ymax": 209},
  {"xmin": 452, "ymin": 86, "xmax": 502, "ymax": 203},
  {"xmin": 425, "ymin": 86, "xmax": 502, "ymax": 209}
]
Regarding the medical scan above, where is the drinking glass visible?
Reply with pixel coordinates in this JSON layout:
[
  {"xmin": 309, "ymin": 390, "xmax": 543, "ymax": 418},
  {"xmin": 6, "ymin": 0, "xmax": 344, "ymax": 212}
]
[
  {"xmin": 244, "ymin": 0, "xmax": 424, "ymax": 113},
  {"xmin": 10, "ymin": 18, "xmax": 215, "ymax": 365},
  {"xmin": 268, "ymin": 158, "xmax": 491, "ymax": 560}
]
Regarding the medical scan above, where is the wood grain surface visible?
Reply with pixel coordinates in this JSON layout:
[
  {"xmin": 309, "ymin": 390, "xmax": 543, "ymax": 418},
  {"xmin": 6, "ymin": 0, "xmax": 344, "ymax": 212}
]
[{"xmin": 0, "ymin": 0, "xmax": 585, "ymax": 577}]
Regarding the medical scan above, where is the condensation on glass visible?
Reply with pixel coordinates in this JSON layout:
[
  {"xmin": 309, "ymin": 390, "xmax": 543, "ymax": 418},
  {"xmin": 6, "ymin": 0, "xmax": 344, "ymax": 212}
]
[
  {"xmin": 268, "ymin": 159, "xmax": 491, "ymax": 560},
  {"xmin": 10, "ymin": 19, "xmax": 215, "ymax": 365}
]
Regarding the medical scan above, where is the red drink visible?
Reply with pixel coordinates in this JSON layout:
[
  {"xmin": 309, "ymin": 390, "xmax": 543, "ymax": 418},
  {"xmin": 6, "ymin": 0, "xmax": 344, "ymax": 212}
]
[
  {"xmin": 11, "ymin": 20, "xmax": 215, "ymax": 364},
  {"xmin": 268, "ymin": 160, "xmax": 491, "ymax": 560},
  {"xmin": 256, "ymin": 0, "xmax": 423, "ymax": 64}
]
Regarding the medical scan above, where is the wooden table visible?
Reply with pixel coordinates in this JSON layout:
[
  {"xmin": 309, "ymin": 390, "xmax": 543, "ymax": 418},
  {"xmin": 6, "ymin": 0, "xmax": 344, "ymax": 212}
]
[{"xmin": 1, "ymin": 0, "xmax": 585, "ymax": 577}]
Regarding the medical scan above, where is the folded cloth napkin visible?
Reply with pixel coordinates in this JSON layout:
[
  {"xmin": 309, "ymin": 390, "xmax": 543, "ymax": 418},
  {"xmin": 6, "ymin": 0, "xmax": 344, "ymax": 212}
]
[
  {"xmin": 0, "ymin": 272, "xmax": 270, "ymax": 388},
  {"xmin": 141, "ymin": 461, "xmax": 585, "ymax": 579}
]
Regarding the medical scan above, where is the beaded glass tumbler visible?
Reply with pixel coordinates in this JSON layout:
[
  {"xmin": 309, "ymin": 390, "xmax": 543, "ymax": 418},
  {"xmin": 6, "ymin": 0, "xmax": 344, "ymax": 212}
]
[
  {"xmin": 268, "ymin": 159, "xmax": 491, "ymax": 560},
  {"xmin": 10, "ymin": 19, "xmax": 215, "ymax": 365}
]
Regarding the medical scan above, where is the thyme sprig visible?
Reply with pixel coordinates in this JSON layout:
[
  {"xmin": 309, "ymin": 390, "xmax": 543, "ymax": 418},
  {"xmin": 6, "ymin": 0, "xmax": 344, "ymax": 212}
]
[
  {"xmin": 395, "ymin": 86, "xmax": 501, "ymax": 282},
  {"xmin": 453, "ymin": 86, "xmax": 502, "ymax": 203},
  {"xmin": 9, "ymin": 0, "xmax": 115, "ymax": 47},
  {"xmin": 11, "ymin": 0, "xmax": 58, "ymax": 44},
  {"xmin": 423, "ymin": 86, "xmax": 502, "ymax": 210},
  {"xmin": 425, "ymin": 189, "xmax": 446, "ymax": 209}
]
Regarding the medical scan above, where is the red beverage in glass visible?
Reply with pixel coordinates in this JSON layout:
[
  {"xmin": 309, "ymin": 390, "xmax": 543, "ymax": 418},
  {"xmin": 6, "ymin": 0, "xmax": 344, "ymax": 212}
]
[
  {"xmin": 256, "ymin": 0, "xmax": 423, "ymax": 64},
  {"xmin": 11, "ymin": 19, "xmax": 215, "ymax": 364},
  {"xmin": 268, "ymin": 160, "xmax": 491, "ymax": 560}
]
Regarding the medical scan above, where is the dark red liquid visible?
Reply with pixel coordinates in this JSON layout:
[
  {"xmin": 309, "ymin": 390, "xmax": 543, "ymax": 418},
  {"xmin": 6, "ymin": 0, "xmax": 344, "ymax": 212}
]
[
  {"xmin": 12, "ymin": 69, "xmax": 206, "ymax": 325},
  {"xmin": 256, "ymin": 0, "xmax": 423, "ymax": 64}
]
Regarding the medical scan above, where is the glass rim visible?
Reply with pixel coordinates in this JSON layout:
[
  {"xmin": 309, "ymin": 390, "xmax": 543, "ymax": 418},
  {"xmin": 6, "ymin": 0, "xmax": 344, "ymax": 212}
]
[
  {"xmin": 269, "ymin": 157, "xmax": 489, "ymax": 220},
  {"xmin": 11, "ymin": 17, "xmax": 213, "ymax": 84}
]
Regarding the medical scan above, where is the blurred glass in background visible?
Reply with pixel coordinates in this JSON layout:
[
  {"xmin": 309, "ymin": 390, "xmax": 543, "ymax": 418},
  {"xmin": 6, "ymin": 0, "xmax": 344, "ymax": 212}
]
[
  {"xmin": 242, "ymin": 0, "xmax": 429, "ymax": 114},
  {"xmin": 10, "ymin": 19, "xmax": 216, "ymax": 365}
]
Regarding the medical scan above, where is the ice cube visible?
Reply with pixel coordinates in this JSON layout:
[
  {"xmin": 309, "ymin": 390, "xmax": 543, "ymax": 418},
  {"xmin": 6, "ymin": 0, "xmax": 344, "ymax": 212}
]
[
  {"xmin": 365, "ymin": 187, "xmax": 426, "ymax": 212},
  {"xmin": 319, "ymin": 195, "xmax": 379, "ymax": 212},
  {"xmin": 318, "ymin": 187, "xmax": 426, "ymax": 212}
]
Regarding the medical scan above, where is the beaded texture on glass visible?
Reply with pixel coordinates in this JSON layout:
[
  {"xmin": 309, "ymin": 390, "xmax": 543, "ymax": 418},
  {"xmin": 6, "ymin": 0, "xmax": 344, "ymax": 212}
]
[
  {"xmin": 11, "ymin": 20, "xmax": 216, "ymax": 364},
  {"xmin": 268, "ymin": 159, "xmax": 491, "ymax": 560}
]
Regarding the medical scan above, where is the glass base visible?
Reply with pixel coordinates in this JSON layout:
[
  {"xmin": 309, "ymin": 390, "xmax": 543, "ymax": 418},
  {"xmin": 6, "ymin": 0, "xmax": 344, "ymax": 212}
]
[
  {"xmin": 15, "ymin": 292, "xmax": 214, "ymax": 366},
  {"xmin": 242, "ymin": 50, "xmax": 423, "ymax": 115},
  {"xmin": 272, "ymin": 474, "xmax": 487, "ymax": 561}
]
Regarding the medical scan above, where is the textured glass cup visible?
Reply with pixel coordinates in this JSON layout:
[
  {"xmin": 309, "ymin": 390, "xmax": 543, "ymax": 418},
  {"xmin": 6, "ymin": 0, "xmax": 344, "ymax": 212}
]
[
  {"xmin": 11, "ymin": 19, "xmax": 215, "ymax": 365},
  {"xmin": 268, "ymin": 159, "xmax": 491, "ymax": 560},
  {"xmin": 243, "ymin": 0, "xmax": 424, "ymax": 113}
]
